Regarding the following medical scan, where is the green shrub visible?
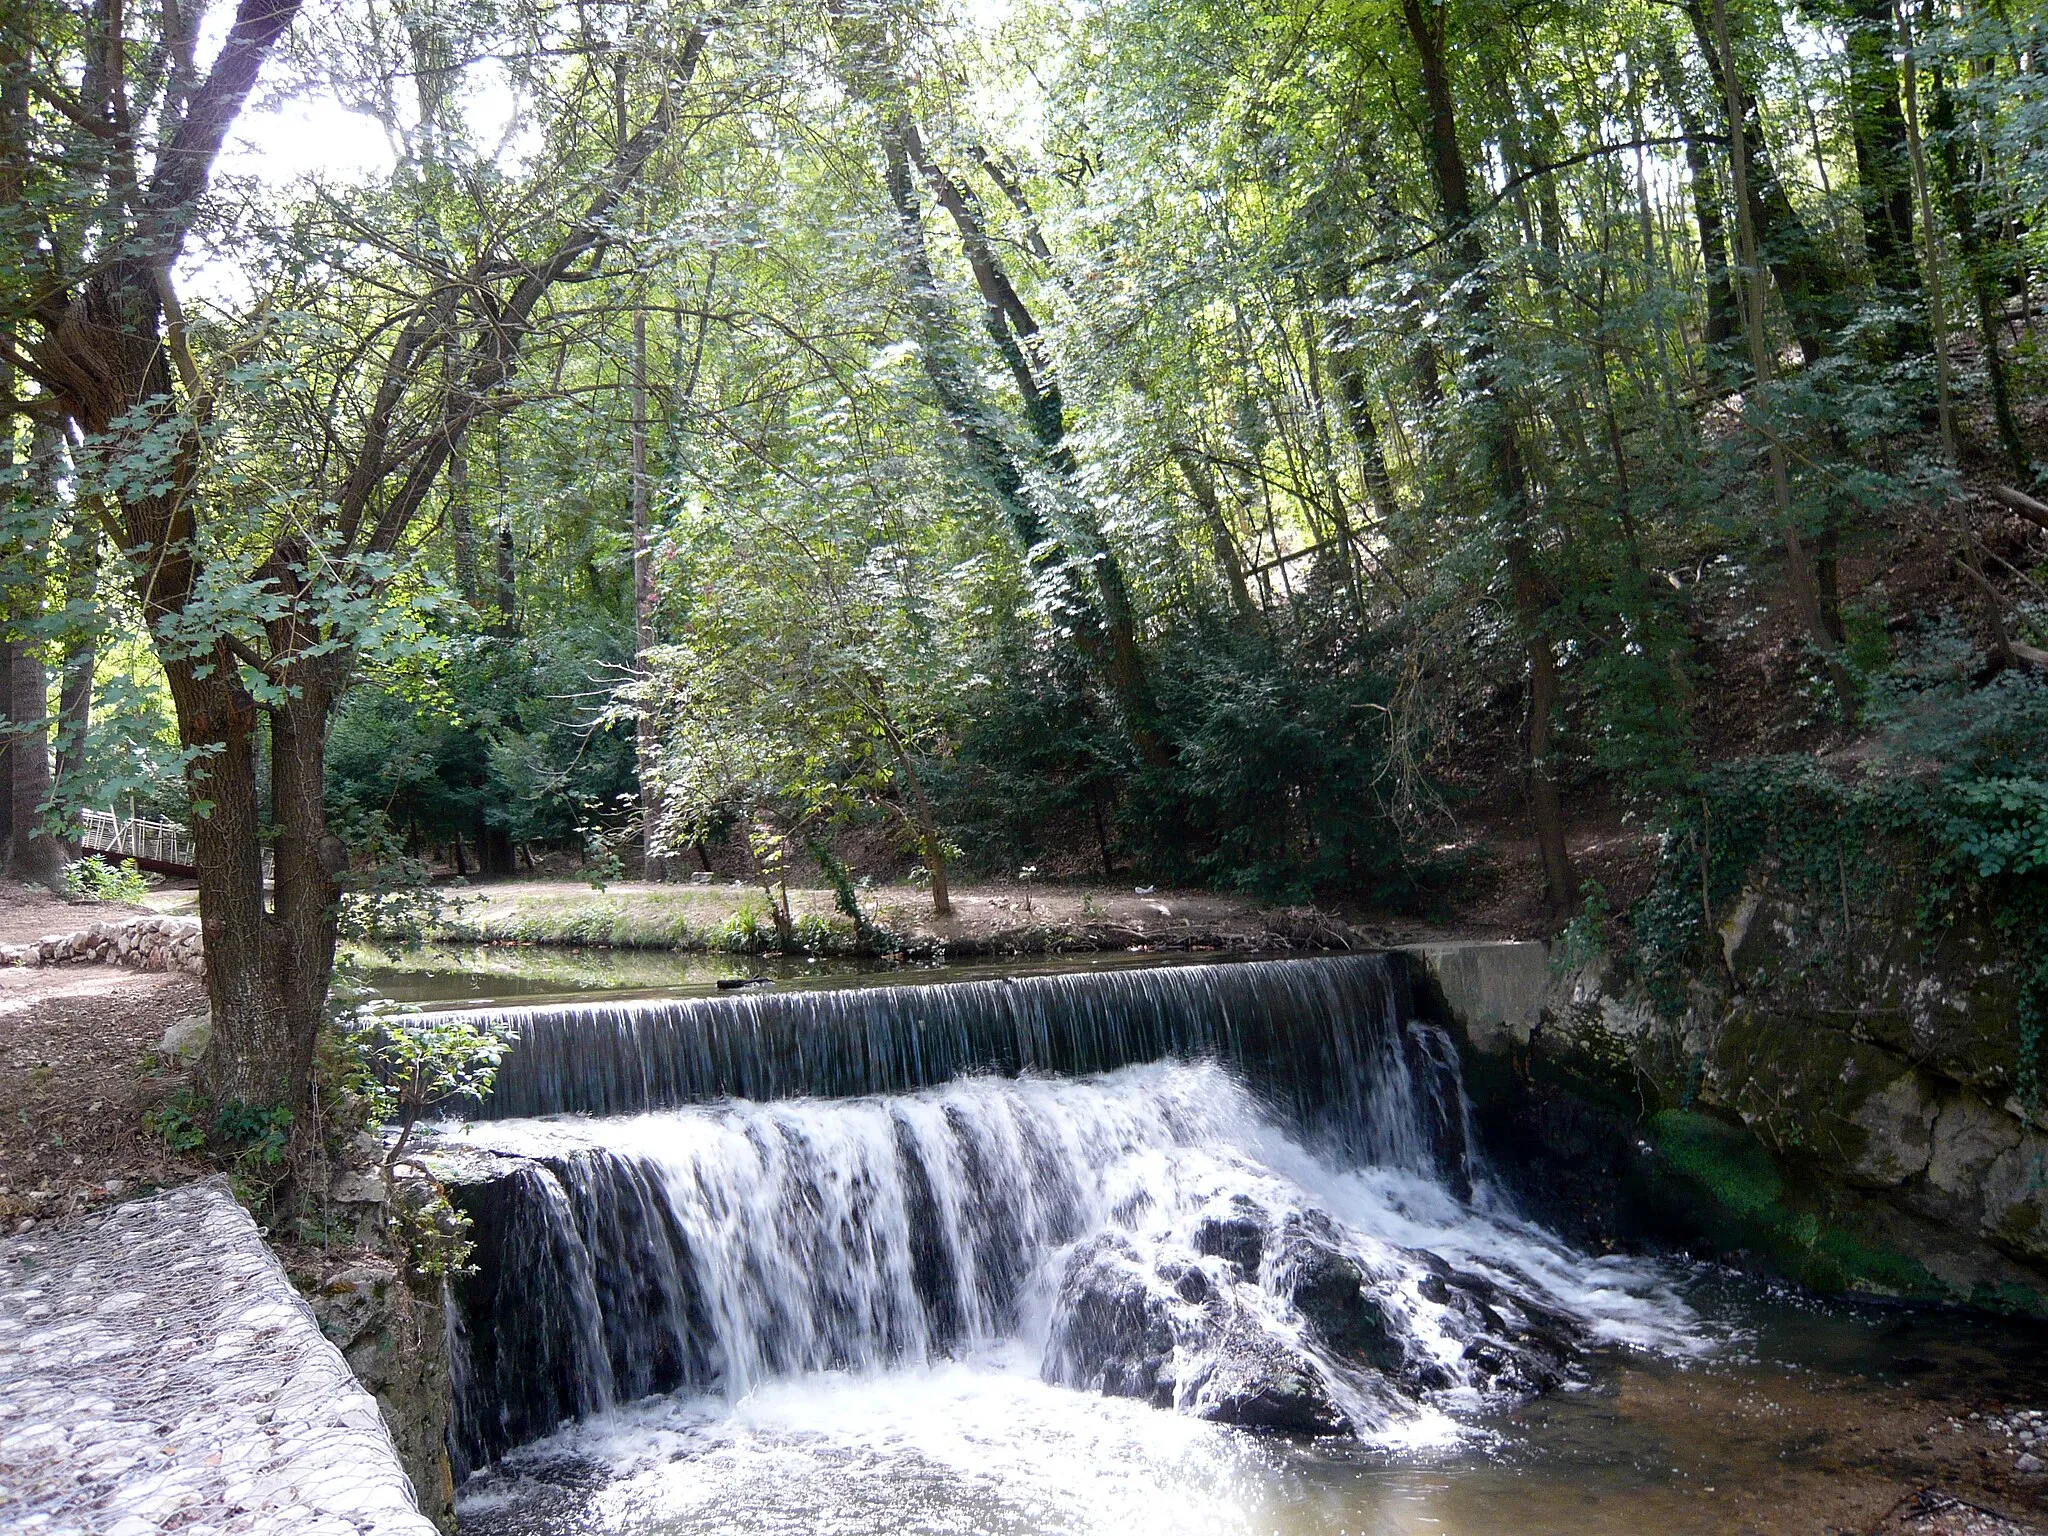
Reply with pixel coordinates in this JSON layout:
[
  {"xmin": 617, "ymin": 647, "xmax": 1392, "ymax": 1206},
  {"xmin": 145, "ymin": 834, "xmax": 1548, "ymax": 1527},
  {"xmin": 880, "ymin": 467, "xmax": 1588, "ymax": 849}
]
[{"xmin": 61, "ymin": 855, "xmax": 150, "ymax": 903}]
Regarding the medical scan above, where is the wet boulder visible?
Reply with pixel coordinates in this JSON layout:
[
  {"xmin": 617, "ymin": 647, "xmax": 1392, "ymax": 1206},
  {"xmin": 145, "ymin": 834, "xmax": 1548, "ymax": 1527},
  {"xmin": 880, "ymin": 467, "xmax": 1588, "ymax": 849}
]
[
  {"xmin": 1269, "ymin": 1214, "xmax": 1405, "ymax": 1375},
  {"xmin": 1192, "ymin": 1196, "xmax": 1267, "ymax": 1275},
  {"xmin": 1044, "ymin": 1234, "xmax": 1349, "ymax": 1434},
  {"xmin": 1043, "ymin": 1234, "xmax": 1177, "ymax": 1405},
  {"xmin": 1418, "ymin": 1259, "xmax": 1578, "ymax": 1394},
  {"xmin": 1180, "ymin": 1308, "xmax": 1349, "ymax": 1435}
]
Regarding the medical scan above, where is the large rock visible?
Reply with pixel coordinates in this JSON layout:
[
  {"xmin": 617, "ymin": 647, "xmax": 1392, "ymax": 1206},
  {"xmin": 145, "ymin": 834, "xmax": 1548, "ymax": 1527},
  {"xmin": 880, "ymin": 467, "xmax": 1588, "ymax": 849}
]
[
  {"xmin": 1042, "ymin": 1233, "xmax": 1350, "ymax": 1434},
  {"xmin": 309, "ymin": 1259, "xmax": 456, "ymax": 1531},
  {"xmin": 1983, "ymin": 1134, "xmax": 2048, "ymax": 1268},
  {"xmin": 1178, "ymin": 1307, "xmax": 1348, "ymax": 1434},
  {"xmin": 1267, "ymin": 1212, "xmax": 1405, "ymax": 1375},
  {"xmin": 159, "ymin": 1008, "xmax": 212, "ymax": 1063},
  {"xmin": 1044, "ymin": 1195, "xmax": 1583, "ymax": 1438},
  {"xmin": 1042, "ymin": 1234, "xmax": 1178, "ymax": 1405},
  {"xmin": 1848, "ymin": 1071, "xmax": 1939, "ymax": 1189}
]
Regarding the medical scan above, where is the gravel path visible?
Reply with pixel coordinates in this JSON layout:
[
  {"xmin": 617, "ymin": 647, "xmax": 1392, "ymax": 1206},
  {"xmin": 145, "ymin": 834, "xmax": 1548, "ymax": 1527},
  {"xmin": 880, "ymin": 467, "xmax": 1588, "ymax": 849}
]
[{"xmin": 0, "ymin": 1178, "xmax": 436, "ymax": 1535}]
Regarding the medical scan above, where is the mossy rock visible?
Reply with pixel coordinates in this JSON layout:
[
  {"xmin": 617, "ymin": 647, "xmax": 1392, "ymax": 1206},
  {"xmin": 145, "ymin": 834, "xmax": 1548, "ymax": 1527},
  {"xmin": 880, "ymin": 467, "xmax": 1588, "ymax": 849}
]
[{"xmin": 1642, "ymin": 1109, "xmax": 1949, "ymax": 1302}]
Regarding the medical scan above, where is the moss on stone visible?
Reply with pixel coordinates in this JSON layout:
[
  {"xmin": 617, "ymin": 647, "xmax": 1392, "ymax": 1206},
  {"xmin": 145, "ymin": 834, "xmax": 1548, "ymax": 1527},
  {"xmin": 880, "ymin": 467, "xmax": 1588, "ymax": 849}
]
[{"xmin": 1644, "ymin": 1109, "xmax": 1952, "ymax": 1302}]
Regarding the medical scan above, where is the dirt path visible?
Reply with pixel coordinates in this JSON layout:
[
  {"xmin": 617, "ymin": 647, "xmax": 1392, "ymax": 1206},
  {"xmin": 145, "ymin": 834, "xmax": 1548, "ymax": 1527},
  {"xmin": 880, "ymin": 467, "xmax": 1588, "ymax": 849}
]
[
  {"xmin": 0, "ymin": 880, "xmax": 159, "ymax": 946},
  {"xmin": 0, "ymin": 957, "xmax": 207, "ymax": 1233}
]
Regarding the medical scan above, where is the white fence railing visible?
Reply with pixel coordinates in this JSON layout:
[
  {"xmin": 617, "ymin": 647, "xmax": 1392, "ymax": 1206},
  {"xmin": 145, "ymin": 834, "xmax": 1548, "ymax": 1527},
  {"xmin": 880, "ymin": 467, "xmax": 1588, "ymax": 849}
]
[{"xmin": 78, "ymin": 809, "xmax": 197, "ymax": 870}]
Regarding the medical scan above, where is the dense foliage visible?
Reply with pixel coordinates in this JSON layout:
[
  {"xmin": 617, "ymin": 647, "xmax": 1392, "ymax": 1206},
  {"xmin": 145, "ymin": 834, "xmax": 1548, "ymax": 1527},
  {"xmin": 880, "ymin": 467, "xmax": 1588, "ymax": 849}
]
[{"xmin": 5, "ymin": 0, "xmax": 2048, "ymax": 1101}]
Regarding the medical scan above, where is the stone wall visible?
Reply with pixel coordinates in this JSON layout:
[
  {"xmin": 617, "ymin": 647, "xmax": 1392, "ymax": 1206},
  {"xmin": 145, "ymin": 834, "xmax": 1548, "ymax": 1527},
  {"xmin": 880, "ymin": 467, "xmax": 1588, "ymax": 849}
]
[
  {"xmin": 306, "ymin": 1256, "xmax": 456, "ymax": 1532},
  {"xmin": 0, "ymin": 914, "xmax": 203, "ymax": 975},
  {"xmin": 0, "ymin": 1176, "xmax": 438, "ymax": 1534},
  {"xmin": 1410, "ymin": 915, "xmax": 2048, "ymax": 1315}
]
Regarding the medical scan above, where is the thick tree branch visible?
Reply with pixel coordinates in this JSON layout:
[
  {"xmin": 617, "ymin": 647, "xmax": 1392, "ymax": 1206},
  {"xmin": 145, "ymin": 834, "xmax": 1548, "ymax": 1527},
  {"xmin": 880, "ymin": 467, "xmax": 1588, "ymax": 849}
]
[
  {"xmin": 140, "ymin": 0, "xmax": 303, "ymax": 266},
  {"xmin": 1989, "ymin": 484, "xmax": 2048, "ymax": 533},
  {"xmin": 357, "ymin": 24, "xmax": 711, "ymax": 559}
]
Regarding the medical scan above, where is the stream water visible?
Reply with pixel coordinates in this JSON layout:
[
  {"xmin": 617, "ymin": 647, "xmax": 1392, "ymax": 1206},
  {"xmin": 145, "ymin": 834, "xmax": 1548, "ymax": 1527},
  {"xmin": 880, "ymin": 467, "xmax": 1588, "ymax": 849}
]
[{"xmin": 414, "ymin": 953, "xmax": 2048, "ymax": 1536}]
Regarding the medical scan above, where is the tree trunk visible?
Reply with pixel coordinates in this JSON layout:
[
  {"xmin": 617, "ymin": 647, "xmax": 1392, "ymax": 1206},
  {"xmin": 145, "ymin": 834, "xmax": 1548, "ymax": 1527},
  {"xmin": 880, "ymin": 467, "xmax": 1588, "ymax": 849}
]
[
  {"xmin": 6, "ymin": 644, "xmax": 66, "ymax": 886},
  {"xmin": 1931, "ymin": 61, "xmax": 2029, "ymax": 475},
  {"xmin": 1895, "ymin": 0, "xmax": 1955, "ymax": 456},
  {"xmin": 266, "ymin": 678, "xmax": 344, "ymax": 1111},
  {"xmin": 630, "ymin": 306, "xmax": 670, "ymax": 881},
  {"xmin": 449, "ymin": 434, "xmax": 479, "ymax": 606},
  {"xmin": 1709, "ymin": 0, "xmax": 1859, "ymax": 722},
  {"xmin": 900, "ymin": 125, "xmax": 1166, "ymax": 766},
  {"xmin": 168, "ymin": 652, "xmax": 283, "ymax": 1105},
  {"xmin": 1399, "ymin": 0, "xmax": 1578, "ymax": 913},
  {"xmin": 870, "ymin": 112, "xmax": 1166, "ymax": 764},
  {"xmin": 1170, "ymin": 443, "xmax": 1259, "ymax": 626},
  {"xmin": 492, "ymin": 520, "xmax": 518, "ymax": 636},
  {"xmin": 53, "ymin": 517, "xmax": 99, "ymax": 840},
  {"xmin": 1684, "ymin": 0, "xmax": 1847, "ymax": 364},
  {"xmin": 1317, "ymin": 262, "xmax": 1399, "ymax": 523},
  {"xmin": 875, "ymin": 696, "xmax": 951, "ymax": 917},
  {"xmin": 1652, "ymin": 29, "xmax": 1739, "ymax": 361},
  {"xmin": 1844, "ymin": 0, "xmax": 1922, "ymax": 351}
]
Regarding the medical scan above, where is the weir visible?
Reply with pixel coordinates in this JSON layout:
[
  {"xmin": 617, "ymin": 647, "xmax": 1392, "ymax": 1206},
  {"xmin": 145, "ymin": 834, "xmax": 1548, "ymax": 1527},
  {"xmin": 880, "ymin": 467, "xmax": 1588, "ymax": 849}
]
[
  {"xmin": 434, "ymin": 956, "xmax": 1672, "ymax": 1486},
  {"xmin": 443, "ymin": 956, "xmax": 1470, "ymax": 1170}
]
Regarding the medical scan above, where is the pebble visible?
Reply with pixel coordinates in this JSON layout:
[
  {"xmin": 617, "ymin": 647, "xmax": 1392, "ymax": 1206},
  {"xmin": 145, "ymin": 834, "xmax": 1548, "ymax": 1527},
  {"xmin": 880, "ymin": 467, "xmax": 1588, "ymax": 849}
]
[{"xmin": 2017, "ymin": 1453, "xmax": 2046, "ymax": 1474}]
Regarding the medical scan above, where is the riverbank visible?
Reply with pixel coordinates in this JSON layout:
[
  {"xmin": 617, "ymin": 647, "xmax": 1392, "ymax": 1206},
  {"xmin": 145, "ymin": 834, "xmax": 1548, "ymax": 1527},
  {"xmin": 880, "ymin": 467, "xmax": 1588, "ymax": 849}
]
[{"xmin": 328, "ymin": 876, "xmax": 1478, "ymax": 956}]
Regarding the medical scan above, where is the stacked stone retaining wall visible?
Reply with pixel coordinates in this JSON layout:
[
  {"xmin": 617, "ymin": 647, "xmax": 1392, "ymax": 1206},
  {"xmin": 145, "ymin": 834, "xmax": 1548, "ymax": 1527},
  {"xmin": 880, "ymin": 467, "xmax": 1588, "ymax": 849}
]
[{"xmin": 0, "ymin": 914, "xmax": 203, "ymax": 976}]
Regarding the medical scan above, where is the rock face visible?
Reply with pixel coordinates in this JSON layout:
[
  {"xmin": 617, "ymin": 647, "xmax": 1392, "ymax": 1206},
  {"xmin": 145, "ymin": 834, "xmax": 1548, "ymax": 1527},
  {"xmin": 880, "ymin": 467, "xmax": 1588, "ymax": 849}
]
[
  {"xmin": 308, "ymin": 1260, "xmax": 456, "ymax": 1532},
  {"xmin": 0, "ymin": 913, "xmax": 203, "ymax": 976},
  {"xmin": 1417, "ymin": 896, "xmax": 2048, "ymax": 1313}
]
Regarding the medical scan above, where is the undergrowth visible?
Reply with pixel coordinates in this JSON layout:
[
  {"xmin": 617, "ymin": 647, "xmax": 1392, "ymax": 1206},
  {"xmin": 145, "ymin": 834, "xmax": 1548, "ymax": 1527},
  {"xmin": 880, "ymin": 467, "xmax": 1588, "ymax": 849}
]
[{"xmin": 1627, "ymin": 630, "xmax": 2048, "ymax": 1103}]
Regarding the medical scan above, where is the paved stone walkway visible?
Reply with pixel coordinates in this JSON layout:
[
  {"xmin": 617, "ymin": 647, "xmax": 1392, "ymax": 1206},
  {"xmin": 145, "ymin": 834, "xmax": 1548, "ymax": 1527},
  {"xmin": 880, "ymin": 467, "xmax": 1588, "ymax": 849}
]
[{"xmin": 0, "ymin": 1177, "xmax": 438, "ymax": 1535}]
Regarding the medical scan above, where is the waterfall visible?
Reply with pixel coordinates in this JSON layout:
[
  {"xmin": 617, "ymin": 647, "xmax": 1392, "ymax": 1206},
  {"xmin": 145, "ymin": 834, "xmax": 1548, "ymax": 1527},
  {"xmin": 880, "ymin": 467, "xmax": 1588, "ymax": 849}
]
[
  {"xmin": 444, "ymin": 956, "xmax": 1468, "ymax": 1172},
  {"xmin": 436, "ymin": 957, "xmax": 1690, "ymax": 1482}
]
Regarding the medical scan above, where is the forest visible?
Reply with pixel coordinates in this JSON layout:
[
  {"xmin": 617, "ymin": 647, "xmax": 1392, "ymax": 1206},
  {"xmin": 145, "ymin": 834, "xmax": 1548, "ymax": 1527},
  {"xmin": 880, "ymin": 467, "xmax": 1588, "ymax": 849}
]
[{"xmin": 3, "ymin": 0, "xmax": 2048, "ymax": 1110}]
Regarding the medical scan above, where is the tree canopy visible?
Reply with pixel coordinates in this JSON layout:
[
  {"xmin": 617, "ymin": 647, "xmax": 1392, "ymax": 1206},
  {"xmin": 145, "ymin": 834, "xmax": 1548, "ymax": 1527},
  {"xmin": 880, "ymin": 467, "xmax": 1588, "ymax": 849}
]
[{"xmin": 4, "ymin": 0, "xmax": 2046, "ymax": 1111}]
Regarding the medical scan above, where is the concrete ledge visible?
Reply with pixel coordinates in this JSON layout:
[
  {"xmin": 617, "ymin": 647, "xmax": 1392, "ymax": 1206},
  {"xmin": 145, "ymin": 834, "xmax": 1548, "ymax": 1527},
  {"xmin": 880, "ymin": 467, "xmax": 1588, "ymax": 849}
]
[
  {"xmin": 1401, "ymin": 940, "xmax": 1549, "ymax": 1054},
  {"xmin": 0, "ymin": 1177, "xmax": 437, "ymax": 1535}
]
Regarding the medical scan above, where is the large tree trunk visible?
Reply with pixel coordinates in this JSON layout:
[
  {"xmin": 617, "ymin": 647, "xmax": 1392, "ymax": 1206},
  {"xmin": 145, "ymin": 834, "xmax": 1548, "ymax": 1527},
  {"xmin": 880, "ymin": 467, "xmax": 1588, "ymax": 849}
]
[
  {"xmin": 449, "ymin": 435, "xmax": 480, "ymax": 606},
  {"xmin": 1684, "ymin": 0, "xmax": 1847, "ymax": 365},
  {"xmin": 6, "ymin": 644, "xmax": 65, "ymax": 887},
  {"xmin": 1932, "ymin": 64, "xmax": 2030, "ymax": 476},
  {"xmin": 869, "ymin": 111, "xmax": 1166, "ymax": 763},
  {"xmin": 1708, "ymin": 0, "xmax": 1859, "ymax": 722},
  {"xmin": 1652, "ymin": 29, "xmax": 1739, "ymax": 362},
  {"xmin": 52, "ymin": 517, "xmax": 99, "ymax": 840},
  {"xmin": 1400, "ymin": 0, "xmax": 1578, "ymax": 913},
  {"xmin": 167, "ymin": 657, "xmax": 282, "ymax": 1104},
  {"xmin": 893, "ymin": 124, "xmax": 1167, "ymax": 766},
  {"xmin": 22, "ymin": 0, "xmax": 706, "ymax": 1117},
  {"xmin": 265, "ymin": 675, "xmax": 345, "ymax": 1110},
  {"xmin": 1843, "ymin": 0, "xmax": 1922, "ymax": 351}
]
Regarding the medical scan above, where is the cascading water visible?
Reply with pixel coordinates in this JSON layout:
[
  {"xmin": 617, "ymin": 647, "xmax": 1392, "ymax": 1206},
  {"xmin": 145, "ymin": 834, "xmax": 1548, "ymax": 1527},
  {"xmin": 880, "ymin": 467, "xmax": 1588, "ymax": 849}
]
[
  {"xmin": 435, "ymin": 956, "xmax": 1472, "ymax": 1177},
  {"xmin": 433, "ymin": 955, "xmax": 1697, "ymax": 1502}
]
